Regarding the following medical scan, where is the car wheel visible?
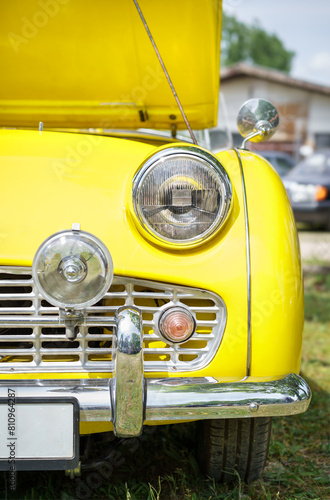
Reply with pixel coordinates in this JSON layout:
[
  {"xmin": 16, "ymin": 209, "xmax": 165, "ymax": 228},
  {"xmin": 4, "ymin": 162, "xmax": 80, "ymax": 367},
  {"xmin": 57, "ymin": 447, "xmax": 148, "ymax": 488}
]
[{"xmin": 196, "ymin": 417, "xmax": 272, "ymax": 483}]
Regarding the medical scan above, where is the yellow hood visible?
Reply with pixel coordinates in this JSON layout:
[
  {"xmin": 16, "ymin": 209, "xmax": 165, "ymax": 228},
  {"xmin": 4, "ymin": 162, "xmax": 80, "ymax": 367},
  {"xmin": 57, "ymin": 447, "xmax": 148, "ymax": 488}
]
[{"xmin": 0, "ymin": 0, "xmax": 222, "ymax": 130}]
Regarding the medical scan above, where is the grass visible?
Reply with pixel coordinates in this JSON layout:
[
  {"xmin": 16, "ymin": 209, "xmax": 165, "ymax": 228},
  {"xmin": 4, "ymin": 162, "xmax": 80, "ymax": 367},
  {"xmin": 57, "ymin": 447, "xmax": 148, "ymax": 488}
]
[
  {"xmin": 303, "ymin": 271, "xmax": 330, "ymax": 391},
  {"xmin": 1, "ymin": 272, "xmax": 329, "ymax": 500}
]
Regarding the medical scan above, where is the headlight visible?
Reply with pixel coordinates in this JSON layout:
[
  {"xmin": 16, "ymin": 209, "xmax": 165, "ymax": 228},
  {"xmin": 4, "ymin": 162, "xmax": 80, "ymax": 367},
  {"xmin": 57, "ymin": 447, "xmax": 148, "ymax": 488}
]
[
  {"xmin": 33, "ymin": 229, "xmax": 113, "ymax": 309},
  {"xmin": 133, "ymin": 146, "xmax": 232, "ymax": 246}
]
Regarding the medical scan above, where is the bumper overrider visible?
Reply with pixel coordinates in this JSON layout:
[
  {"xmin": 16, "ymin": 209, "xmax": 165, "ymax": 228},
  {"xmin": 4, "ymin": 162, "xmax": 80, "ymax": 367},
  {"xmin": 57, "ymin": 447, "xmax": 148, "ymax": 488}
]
[{"xmin": 0, "ymin": 306, "xmax": 311, "ymax": 438}]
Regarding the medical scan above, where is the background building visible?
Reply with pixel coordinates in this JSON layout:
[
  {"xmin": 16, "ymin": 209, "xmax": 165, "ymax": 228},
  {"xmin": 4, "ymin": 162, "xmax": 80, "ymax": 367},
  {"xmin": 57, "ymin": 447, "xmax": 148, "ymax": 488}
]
[{"xmin": 220, "ymin": 63, "xmax": 330, "ymax": 159}]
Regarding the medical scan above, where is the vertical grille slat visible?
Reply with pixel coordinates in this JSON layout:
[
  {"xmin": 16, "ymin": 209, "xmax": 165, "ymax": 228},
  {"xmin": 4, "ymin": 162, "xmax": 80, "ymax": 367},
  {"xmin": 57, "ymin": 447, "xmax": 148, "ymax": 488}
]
[{"xmin": 0, "ymin": 267, "xmax": 226, "ymax": 373}]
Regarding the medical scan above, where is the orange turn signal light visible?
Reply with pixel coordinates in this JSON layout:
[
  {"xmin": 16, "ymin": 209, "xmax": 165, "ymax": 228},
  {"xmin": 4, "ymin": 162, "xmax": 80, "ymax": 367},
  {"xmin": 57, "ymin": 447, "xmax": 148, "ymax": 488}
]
[
  {"xmin": 315, "ymin": 185, "xmax": 328, "ymax": 201},
  {"xmin": 158, "ymin": 307, "xmax": 196, "ymax": 344}
]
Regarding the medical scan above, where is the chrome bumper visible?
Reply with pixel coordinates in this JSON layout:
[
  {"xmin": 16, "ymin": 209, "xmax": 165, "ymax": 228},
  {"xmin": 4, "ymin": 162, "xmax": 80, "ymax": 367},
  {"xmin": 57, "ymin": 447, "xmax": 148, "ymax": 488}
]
[{"xmin": 0, "ymin": 307, "xmax": 311, "ymax": 437}]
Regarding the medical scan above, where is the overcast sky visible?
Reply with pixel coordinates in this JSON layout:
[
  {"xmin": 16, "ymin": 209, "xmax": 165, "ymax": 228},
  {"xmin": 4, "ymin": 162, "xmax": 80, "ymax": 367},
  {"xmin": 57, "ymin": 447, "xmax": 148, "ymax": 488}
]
[{"xmin": 223, "ymin": 0, "xmax": 330, "ymax": 87}]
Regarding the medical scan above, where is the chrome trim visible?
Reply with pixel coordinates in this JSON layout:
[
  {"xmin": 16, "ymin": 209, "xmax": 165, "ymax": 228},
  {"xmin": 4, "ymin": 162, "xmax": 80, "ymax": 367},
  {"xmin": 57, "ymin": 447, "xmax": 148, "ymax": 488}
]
[
  {"xmin": 234, "ymin": 148, "xmax": 252, "ymax": 378},
  {"xmin": 112, "ymin": 306, "xmax": 144, "ymax": 437},
  {"xmin": 132, "ymin": 0, "xmax": 197, "ymax": 145},
  {"xmin": 132, "ymin": 145, "xmax": 233, "ymax": 246},
  {"xmin": 145, "ymin": 374, "xmax": 311, "ymax": 420},
  {"xmin": 0, "ymin": 316, "xmax": 114, "ymax": 326},
  {"xmin": 0, "ymin": 268, "xmax": 226, "ymax": 373},
  {"xmin": 241, "ymin": 130, "xmax": 260, "ymax": 149},
  {"xmin": 32, "ymin": 229, "xmax": 114, "ymax": 309},
  {"xmin": 0, "ymin": 374, "xmax": 311, "ymax": 428},
  {"xmin": 0, "ymin": 379, "xmax": 111, "ymax": 422},
  {"xmin": 157, "ymin": 305, "xmax": 196, "ymax": 344}
]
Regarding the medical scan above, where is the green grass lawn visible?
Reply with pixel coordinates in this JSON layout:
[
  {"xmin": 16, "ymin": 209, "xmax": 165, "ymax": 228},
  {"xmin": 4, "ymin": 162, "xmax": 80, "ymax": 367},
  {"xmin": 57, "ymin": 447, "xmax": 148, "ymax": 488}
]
[{"xmin": 1, "ymin": 270, "xmax": 329, "ymax": 500}]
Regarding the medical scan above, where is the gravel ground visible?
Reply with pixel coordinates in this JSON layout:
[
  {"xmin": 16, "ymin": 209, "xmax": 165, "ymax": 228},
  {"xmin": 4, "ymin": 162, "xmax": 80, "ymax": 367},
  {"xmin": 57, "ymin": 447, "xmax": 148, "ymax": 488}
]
[{"xmin": 298, "ymin": 230, "xmax": 330, "ymax": 263}]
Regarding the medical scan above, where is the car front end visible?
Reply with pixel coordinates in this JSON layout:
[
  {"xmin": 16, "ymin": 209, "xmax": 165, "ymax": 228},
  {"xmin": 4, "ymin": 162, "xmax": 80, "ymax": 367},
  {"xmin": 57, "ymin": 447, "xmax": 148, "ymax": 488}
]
[
  {"xmin": 0, "ymin": 0, "xmax": 310, "ymax": 481},
  {"xmin": 0, "ymin": 128, "xmax": 310, "ymax": 471}
]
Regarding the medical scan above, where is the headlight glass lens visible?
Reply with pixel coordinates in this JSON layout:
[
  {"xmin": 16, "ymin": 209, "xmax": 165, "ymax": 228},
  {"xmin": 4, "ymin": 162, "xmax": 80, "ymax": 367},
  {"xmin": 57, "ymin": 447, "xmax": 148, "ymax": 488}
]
[
  {"xmin": 32, "ymin": 230, "xmax": 113, "ymax": 309},
  {"xmin": 133, "ymin": 148, "xmax": 232, "ymax": 244}
]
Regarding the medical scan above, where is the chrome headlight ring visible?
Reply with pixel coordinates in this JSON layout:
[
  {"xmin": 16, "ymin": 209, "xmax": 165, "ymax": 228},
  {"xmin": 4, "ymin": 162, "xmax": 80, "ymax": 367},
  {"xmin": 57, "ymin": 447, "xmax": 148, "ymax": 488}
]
[
  {"xmin": 32, "ymin": 229, "xmax": 113, "ymax": 310},
  {"xmin": 133, "ymin": 146, "xmax": 232, "ymax": 246}
]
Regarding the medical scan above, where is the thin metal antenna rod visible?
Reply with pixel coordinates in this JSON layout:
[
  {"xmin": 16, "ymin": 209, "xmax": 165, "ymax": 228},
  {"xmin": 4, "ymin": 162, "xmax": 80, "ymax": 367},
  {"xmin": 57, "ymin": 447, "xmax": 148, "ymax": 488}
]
[{"xmin": 132, "ymin": 0, "xmax": 198, "ymax": 145}]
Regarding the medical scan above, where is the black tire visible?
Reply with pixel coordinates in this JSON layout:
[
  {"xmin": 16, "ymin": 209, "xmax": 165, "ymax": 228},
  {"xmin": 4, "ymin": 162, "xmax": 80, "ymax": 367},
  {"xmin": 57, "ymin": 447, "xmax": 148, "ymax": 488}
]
[{"xmin": 196, "ymin": 417, "xmax": 272, "ymax": 483}]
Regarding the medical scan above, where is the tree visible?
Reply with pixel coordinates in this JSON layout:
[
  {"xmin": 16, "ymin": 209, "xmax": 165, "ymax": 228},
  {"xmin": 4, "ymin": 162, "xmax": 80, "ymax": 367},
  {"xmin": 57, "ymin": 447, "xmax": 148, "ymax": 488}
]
[{"xmin": 221, "ymin": 13, "xmax": 295, "ymax": 73}]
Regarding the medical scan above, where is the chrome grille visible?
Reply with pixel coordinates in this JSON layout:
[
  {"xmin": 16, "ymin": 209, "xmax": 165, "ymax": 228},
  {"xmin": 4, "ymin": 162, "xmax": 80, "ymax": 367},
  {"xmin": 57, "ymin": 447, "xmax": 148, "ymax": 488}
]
[{"xmin": 0, "ymin": 267, "xmax": 226, "ymax": 373}]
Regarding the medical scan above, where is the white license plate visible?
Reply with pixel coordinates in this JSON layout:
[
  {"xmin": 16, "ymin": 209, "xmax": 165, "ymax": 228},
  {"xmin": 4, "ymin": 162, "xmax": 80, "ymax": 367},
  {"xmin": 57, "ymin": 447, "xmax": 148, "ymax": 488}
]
[{"xmin": 0, "ymin": 396, "xmax": 79, "ymax": 470}]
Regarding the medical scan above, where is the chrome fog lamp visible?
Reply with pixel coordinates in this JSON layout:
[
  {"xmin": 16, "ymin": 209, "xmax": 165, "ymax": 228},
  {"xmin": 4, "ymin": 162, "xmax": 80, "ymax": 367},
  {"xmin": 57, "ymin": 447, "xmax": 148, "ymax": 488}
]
[
  {"xmin": 133, "ymin": 146, "xmax": 232, "ymax": 246},
  {"xmin": 32, "ymin": 229, "xmax": 113, "ymax": 309},
  {"xmin": 158, "ymin": 306, "xmax": 196, "ymax": 344}
]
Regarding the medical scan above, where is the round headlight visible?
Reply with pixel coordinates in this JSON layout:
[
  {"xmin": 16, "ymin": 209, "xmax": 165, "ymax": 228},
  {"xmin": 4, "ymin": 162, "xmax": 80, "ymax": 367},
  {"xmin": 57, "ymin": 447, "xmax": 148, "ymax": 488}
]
[
  {"xmin": 133, "ymin": 146, "xmax": 232, "ymax": 245},
  {"xmin": 32, "ymin": 230, "xmax": 113, "ymax": 309}
]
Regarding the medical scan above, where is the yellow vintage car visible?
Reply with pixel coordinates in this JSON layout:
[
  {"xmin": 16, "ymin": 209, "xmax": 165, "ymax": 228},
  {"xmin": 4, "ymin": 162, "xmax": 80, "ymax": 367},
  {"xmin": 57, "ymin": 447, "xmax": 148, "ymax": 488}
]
[{"xmin": 0, "ymin": 0, "xmax": 310, "ymax": 483}]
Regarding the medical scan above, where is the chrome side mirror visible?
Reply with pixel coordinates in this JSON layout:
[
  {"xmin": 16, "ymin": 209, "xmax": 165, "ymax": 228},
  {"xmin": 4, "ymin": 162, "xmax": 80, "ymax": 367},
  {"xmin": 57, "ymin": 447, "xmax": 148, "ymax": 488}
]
[{"xmin": 237, "ymin": 98, "xmax": 279, "ymax": 149}]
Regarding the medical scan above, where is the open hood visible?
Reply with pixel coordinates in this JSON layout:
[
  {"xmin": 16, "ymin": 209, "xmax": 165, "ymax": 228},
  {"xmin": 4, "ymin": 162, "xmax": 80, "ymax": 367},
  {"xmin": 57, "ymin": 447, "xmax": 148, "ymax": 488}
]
[{"xmin": 0, "ymin": 0, "xmax": 222, "ymax": 131}]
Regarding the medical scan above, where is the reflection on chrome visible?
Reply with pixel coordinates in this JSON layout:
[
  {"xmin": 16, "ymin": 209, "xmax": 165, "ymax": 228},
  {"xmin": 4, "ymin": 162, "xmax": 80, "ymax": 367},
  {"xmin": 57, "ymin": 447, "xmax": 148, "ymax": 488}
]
[
  {"xmin": 0, "ymin": 374, "xmax": 311, "ymax": 434},
  {"xmin": 112, "ymin": 306, "xmax": 144, "ymax": 437}
]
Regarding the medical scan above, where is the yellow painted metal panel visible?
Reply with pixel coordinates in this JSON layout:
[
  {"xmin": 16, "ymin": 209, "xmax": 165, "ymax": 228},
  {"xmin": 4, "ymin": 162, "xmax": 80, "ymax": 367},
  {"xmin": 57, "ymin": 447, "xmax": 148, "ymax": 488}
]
[
  {"xmin": 0, "ymin": 130, "xmax": 247, "ymax": 379},
  {"xmin": 240, "ymin": 151, "xmax": 304, "ymax": 376},
  {"xmin": 0, "ymin": 0, "xmax": 221, "ymax": 129}
]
